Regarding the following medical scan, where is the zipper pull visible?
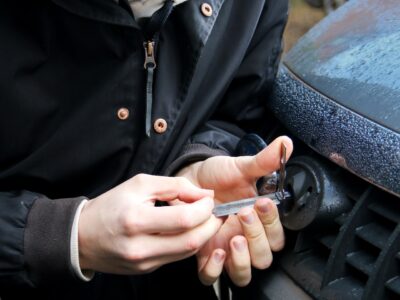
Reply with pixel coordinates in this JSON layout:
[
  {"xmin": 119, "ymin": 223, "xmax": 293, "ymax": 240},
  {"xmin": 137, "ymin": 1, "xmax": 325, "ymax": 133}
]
[
  {"xmin": 143, "ymin": 40, "xmax": 156, "ymax": 69},
  {"xmin": 143, "ymin": 40, "xmax": 157, "ymax": 137}
]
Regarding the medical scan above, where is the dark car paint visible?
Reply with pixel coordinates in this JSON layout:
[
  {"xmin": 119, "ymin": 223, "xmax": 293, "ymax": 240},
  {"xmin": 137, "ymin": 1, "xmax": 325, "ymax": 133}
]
[
  {"xmin": 271, "ymin": 65, "xmax": 400, "ymax": 196},
  {"xmin": 233, "ymin": 2, "xmax": 400, "ymax": 300},
  {"xmin": 270, "ymin": 0, "xmax": 400, "ymax": 196},
  {"xmin": 284, "ymin": 0, "xmax": 400, "ymax": 133}
]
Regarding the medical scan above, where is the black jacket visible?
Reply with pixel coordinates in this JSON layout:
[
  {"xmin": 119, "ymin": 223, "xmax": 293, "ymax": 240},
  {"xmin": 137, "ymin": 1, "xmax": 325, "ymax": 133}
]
[{"xmin": 0, "ymin": 0, "xmax": 288, "ymax": 298}]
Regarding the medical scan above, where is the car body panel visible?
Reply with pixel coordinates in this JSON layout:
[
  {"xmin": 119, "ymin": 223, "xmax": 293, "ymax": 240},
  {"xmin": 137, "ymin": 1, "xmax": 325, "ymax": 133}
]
[
  {"xmin": 284, "ymin": 0, "xmax": 400, "ymax": 133},
  {"xmin": 271, "ymin": 65, "xmax": 400, "ymax": 196},
  {"xmin": 270, "ymin": 0, "xmax": 400, "ymax": 196},
  {"xmin": 248, "ymin": 2, "xmax": 400, "ymax": 300}
]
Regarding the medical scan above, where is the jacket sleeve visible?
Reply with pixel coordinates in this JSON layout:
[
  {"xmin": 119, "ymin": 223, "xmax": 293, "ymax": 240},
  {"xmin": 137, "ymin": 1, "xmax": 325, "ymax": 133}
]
[
  {"xmin": 166, "ymin": 0, "xmax": 288, "ymax": 175},
  {"xmin": 0, "ymin": 190, "xmax": 86, "ymax": 288}
]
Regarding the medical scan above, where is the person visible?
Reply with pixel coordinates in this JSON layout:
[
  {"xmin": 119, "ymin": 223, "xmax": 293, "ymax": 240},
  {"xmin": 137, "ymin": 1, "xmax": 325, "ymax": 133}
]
[{"xmin": 0, "ymin": 0, "xmax": 290, "ymax": 299}]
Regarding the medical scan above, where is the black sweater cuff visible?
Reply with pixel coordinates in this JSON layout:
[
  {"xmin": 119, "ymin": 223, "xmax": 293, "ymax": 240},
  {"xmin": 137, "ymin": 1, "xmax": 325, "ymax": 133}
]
[{"xmin": 24, "ymin": 195, "xmax": 86, "ymax": 286}]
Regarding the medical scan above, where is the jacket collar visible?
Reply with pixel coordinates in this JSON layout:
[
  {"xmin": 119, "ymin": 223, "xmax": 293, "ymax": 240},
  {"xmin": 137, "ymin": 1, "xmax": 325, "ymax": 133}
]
[
  {"xmin": 177, "ymin": 0, "xmax": 224, "ymax": 48},
  {"xmin": 51, "ymin": 0, "xmax": 140, "ymax": 28},
  {"xmin": 51, "ymin": 0, "xmax": 225, "ymax": 47}
]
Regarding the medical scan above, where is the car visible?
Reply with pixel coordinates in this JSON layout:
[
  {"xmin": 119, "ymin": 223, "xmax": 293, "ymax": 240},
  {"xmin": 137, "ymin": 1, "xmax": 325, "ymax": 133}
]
[{"xmin": 226, "ymin": 0, "xmax": 400, "ymax": 299}]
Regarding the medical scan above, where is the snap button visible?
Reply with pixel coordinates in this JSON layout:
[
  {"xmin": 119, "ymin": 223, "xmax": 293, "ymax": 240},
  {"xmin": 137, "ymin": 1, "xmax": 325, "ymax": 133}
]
[
  {"xmin": 117, "ymin": 108, "xmax": 130, "ymax": 120},
  {"xmin": 201, "ymin": 3, "xmax": 213, "ymax": 17},
  {"xmin": 154, "ymin": 118, "xmax": 168, "ymax": 134}
]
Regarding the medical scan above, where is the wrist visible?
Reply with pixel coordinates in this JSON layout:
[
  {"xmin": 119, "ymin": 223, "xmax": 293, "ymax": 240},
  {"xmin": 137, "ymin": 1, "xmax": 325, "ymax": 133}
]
[
  {"xmin": 77, "ymin": 200, "xmax": 92, "ymax": 271},
  {"xmin": 71, "ymin": 199, "xmax": 95, "ymax": 281},
  {"xmin": 175, "ymin": 161, "xmax": 202, "ymax": 184}
]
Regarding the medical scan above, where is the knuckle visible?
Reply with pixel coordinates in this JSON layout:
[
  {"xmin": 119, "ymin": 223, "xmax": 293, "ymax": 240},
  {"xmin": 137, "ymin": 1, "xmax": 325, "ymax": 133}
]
[
  {"xmin": 119, "ymin": 211, "xmax": 143, "ymax": 235},
  {"xmin": 233, "ymin": 275, "xmax": 251, "ymax": 287},
  {"xmin": 265, "ymin": 255, "xmax": 273, "ymax": 268},
  {"xmin": 119, "ymin": 212, "xmax": 133, "ymax": 234},
  {"xmin": 177, "ymin": 210, "xmax": 195, "ymax": 229},
  {"xmin": 270, "ymin": 238, "xmax": 285, "ymax": 252},
  {"xmin": 230, "ymin": 253, "xmax": 250, "ymax": 273},
  {"xmin": 199, "ymin": 273, "xmax": 218, "ymax": 286},
  {"xmin": 199, "ymin": 262, "xmax": 223, "ymax": 286},
  {"xmin": 253, "ymin": 255, "xmax": 273, "ymax": 270},
  {"xmin": 185, "ymin": 236, "xmax": 201, "ymax": 252},
  {"xmin": 135, "ymin": 262, "xmax": 155, "ymax": 274},
  {"xmin": 122, "ymin": 246, "xmax": 146, "ymax": 263},
  {"xmin": 134, "ymin": 173, "xmax": 149, "ymax": 184},
  {"xmin": 135, "ymin": 263, "xmax": 148, "ymax": 273},
  {"xmin": 234, "ymin": 261, "xmax": 250, "ymax": 274},
  {"xmin": 247, "ymin": 229, "xmax": 266, "ymax": 242},
  {"xmin": 262, "ymin": 215, "xmax": 281, "ymax": 227},
  {"xmin": 178, "ymin": 176, "xmax": 191, "ymax": 186}
]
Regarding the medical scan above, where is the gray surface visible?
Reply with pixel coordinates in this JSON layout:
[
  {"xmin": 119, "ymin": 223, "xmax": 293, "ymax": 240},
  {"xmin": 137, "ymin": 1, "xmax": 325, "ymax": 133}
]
[
  {"xmin": 258, "ymin": 268, "xmax": 312, "ymax": 300},
  {"xmin": 270, "ymin": 65, "xmax": 400, "ymax": 197}
]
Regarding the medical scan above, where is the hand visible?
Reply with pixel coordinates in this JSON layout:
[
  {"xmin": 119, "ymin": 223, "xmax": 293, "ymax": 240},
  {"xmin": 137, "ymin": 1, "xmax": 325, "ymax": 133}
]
[
  {"xmin": 78, "ymin": 174, "xmax": 223, "ymax": 275},
  {"xmin": 175, "ymin": 136, "xmax": 293, "ymax": 286}
]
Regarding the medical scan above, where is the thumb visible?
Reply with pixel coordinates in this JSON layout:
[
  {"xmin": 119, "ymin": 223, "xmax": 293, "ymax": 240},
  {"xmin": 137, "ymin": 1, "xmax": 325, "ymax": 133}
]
[{"xmin": 234, "ymin": 136, "xmax": 293, "ymax": 179}]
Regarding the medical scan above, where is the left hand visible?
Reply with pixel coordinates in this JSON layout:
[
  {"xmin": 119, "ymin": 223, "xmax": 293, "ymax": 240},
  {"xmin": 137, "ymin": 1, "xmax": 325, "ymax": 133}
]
[{"xmin": 174, "ymin": 136, "xmax": 293, "ymax": 286}]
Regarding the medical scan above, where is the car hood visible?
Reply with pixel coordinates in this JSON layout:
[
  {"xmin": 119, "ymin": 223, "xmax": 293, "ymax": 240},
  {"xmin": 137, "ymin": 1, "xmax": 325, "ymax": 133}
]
[
  {"xmin": 284, "ymin": 0, "xmax": 400, "ymax": 133},
  {"xmin": 270, "ymin": 0, "xmax": 400, "ymax": 196}
]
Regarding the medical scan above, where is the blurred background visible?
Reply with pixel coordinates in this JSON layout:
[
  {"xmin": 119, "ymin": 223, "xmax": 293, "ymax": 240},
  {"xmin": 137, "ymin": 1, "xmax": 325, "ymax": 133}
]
[{"xmin": 283, "ymin": 0, "xmax": 347, "ymax": 53}]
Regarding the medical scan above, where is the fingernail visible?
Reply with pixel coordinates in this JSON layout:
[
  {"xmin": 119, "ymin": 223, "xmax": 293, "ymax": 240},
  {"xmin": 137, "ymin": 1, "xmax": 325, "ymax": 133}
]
[
  {"xmin": 258, "ymin": 199, "xmax": 270, "ymax": 213},
  {"xmin": 240, "ymin": 209, "xmax": 254, "ymax": 224},
  {"xmin": 233, "ymin": 239, "xmax": 246, "ymax": 252},
  {"xmin": 213, "ymin": 251, "xmax": 225, "ymax": 263}
]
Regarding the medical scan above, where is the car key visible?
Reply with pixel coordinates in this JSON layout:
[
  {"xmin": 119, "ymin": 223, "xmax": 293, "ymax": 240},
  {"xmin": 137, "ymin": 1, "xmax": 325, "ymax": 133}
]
[{"xmin": 212, "ymin": 190, "xmax": 292, "ymax": 217}]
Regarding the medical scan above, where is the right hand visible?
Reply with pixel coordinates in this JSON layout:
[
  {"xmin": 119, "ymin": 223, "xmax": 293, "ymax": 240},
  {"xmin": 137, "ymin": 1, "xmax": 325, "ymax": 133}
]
[{"xmin": 78, "ymin": 174, "xmax": 222, "ymax": 275}]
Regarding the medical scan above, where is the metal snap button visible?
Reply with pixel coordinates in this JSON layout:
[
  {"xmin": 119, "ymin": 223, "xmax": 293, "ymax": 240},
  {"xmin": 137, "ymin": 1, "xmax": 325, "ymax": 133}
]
[
  {"xmin": 154, "ymin": 118, "xmax": 168, "ymax": 134},
  {"xmin": 117, "ymin": 108, "xmax": 130, "ymax": 120},
  {"xmin": 201, "ymin": 3, "xmax": 213, "ymax": 17}
]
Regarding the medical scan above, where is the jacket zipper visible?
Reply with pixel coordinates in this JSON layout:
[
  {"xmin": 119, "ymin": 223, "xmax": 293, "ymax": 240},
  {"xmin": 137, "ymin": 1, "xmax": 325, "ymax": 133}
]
[
  {"xmin": 141, "ymin": 0, "xmax": 174, "ymax": 137},
  {"xmin": 143, "ymin": 40, "xmax": 157, "ymax": 137},
  {"xmin": 144, "ymin": 40, "xmax": 156, "ymax": 69}
]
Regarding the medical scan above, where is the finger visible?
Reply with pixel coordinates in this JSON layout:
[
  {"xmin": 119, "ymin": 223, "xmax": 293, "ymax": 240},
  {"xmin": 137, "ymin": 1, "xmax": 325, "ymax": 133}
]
[
  {"xmin": 238, "ymin": 207, "xmax": 272, "ymax": 269},
  {"xmin": 139, "ymin": 216, "xmax": 223, "ymax": 258},
  {"xmin": 135, "ymin": 174, "xmax": 214, "ymax": 202},
  {"xmin": 132, "ymin": 197, "xmax": 215, "ymax": 234},
  {"xmin": 198, "ymin": 249, "xmax": 226, "ymax": 286},
  {"xmin": 129, "ymin": 249, "xmax": 200, "ymax": 274},
  {"xmin": 138, "ymin": 247, "xmax": 225, "ymax": 275},
  {"xmin": 196, "ymin": 215, "xmax": 242, "ymax": 271},
  {"xmin": 234, "ymin": 136, "xmax": 293, "ymax": 179},
  {"xmin": 255, "ymin": 198, "xmax": 285, "ymax": 252},
  {"xmin": 226, "ymin": 236, "xmax": 251, "ymax": 287}
]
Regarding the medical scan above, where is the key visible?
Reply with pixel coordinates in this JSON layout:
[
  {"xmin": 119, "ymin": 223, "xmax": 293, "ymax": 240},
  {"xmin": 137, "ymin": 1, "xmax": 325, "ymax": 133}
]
[
  {"xmin": 277, "ymin": 143, "xmax": 287, "ymax": 199},
  {"xmin": 212, "ymin": 191, "xmax": 292, "ymax": 217}
]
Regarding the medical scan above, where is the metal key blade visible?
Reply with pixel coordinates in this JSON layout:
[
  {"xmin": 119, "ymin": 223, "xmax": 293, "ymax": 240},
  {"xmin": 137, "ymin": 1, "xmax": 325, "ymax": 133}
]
[
  {"xmin": 213, "ymin": 191, "xmax": 291, "ymax": 217},
  {"xmin": 278, "ymin": 143, "xmax": 287, "ymax": 199}
]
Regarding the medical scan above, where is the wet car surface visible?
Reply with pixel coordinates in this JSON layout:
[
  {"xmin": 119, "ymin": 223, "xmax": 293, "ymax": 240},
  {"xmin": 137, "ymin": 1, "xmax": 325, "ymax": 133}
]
[{"xmin": 230, "ymin": 1, "xmax": 400, "ymax": 299}]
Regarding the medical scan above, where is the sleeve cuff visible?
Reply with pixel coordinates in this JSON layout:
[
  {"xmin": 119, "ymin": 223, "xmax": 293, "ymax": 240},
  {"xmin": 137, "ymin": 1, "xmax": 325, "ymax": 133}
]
[
  {"xmin": 70, "ymin": 200, "xmax": 95, "ymax": 282},
  {"xmin": 164, "ymin": 143, "xmax": 229, "ymax": 176},
  {"xmin": 24, "ymin": 195, "xmax": 88, "ymax": 286}
]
